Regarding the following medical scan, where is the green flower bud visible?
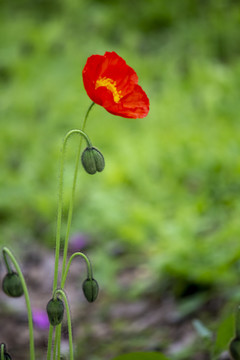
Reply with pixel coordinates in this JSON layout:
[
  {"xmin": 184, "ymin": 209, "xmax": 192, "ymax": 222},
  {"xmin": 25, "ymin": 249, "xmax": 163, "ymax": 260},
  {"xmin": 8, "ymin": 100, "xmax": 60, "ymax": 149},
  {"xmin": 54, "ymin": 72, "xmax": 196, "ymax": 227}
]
[
  {"xmin": 82, "ymin": 278, "xmax": 99, "ymax": 302},
  {"xmin": 46, "ymin": 298, "xmax": 64, "ymax": 326},
  {"xmin": 81, "ymin": 147, "xmax": 105, "ymax": 175},
  {"xmin": 2, "ymin": 272, "xmax": 24, "ymax": 298},
  {"xmin": 230, "ymin": 337, "xmax": 240, "ymax": 360}
]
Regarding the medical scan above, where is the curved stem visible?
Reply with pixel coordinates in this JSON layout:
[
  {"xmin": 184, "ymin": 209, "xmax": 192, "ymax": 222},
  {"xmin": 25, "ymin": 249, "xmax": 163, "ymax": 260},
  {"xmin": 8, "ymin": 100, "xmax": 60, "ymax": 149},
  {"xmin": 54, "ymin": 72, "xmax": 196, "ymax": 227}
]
[
  {"xmin": 48, "ymin": 102, "xmax": 95, "ymax": 360},
  {"xmin": 61, "ymin": 102, "xmax": 95, "ymax": 281},
  {"xmin": 48, "ymin": 129, "xmax": 92, "ymax": 360},
  {"xmin": 3, "ymin": 251, "xmax": 12, "ymax": 273},
  {"xmin": 62, "ymin": 252, "xmax": 93, "ymax": 288},
  {"xmin": 52, "ymin": 128, "xmax": 92, "ymax": 294},
  {"xmin": 2, "ymin": 247, "xmax": 35, "ymax": 360},
  {"xmin": 54, "ymin": 289, "xmax": 74, "ymax": 360}
]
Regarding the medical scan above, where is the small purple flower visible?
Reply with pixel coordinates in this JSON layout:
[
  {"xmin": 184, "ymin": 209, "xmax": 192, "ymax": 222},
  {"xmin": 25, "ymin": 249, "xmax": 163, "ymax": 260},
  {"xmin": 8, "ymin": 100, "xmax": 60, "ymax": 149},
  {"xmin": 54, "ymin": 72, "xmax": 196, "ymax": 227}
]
[
  {"xmin": 32, "ymin": 309, "xmax": 49, "ymax": 330},
  {"xmin": 69, "ymin": 233, "xmax": 88, "ymax": 253}
]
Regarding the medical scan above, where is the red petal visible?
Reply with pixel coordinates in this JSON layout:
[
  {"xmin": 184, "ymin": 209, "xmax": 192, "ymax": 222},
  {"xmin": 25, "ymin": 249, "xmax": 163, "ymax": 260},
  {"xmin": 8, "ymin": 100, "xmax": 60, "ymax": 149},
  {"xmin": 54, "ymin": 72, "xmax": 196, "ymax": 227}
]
[
  {"xmin": 100, "ymin": 52, "xmax": 138, "ymax": 97},
  {"xmin": 82, "ymin": 54, "xmax": 105, "ymax": 104},
  {"xmin": 103, "ymin": 84, "xmax": 150, "ymax": 119}
]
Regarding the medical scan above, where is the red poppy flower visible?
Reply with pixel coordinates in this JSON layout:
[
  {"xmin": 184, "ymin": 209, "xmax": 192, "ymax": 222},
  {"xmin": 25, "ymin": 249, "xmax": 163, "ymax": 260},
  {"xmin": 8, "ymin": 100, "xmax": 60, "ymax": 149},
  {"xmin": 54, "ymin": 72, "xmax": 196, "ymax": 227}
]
[{"xmin": 82, "ymin": 51, "xmax": 149, "ymax": 119}]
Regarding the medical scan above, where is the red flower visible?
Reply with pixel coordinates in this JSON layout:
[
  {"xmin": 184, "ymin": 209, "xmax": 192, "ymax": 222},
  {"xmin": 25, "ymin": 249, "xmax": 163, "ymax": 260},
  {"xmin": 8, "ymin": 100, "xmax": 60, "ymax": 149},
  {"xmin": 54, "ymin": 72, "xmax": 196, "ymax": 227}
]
[{"xmin": 82, "ymin": 51, "xmax": 149, "ymax": 119}]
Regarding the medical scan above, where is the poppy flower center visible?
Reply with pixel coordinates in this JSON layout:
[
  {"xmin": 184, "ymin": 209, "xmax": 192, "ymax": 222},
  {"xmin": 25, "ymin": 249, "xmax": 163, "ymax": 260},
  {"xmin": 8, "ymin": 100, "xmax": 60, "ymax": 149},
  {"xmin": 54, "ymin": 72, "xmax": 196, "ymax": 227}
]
[{"xmin": 95, "ymin": 77, "xmax": 122, "ymax": 103}]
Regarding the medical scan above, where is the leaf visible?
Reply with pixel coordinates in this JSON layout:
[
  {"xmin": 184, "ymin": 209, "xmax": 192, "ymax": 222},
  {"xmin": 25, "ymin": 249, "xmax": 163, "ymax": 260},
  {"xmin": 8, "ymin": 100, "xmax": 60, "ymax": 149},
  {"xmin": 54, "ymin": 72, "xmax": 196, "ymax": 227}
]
[
  {"xmin": 111, "ymin": 352, "xmax": 170, "ymax": 360},
  {"xmin": 213, "ymin": 313, "xmax": 235, "ymax": 358}
]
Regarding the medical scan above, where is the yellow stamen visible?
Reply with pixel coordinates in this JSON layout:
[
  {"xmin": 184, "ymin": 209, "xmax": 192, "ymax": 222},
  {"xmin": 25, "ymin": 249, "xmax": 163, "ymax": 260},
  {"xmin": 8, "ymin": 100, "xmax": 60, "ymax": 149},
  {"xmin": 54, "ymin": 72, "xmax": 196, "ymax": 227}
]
[{"xmin": 95, "ymin": 77, "xmax": 122, "ymax": 103}]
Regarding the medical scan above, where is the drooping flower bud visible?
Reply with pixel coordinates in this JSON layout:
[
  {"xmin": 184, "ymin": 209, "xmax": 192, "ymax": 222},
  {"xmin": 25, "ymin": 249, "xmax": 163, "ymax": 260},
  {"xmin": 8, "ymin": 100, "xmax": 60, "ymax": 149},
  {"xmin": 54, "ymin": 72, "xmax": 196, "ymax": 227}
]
[
  {"xmin": 230, "ymin": 337, "xmax": 240, "ymax": 360},
  {"xmin": 81, "ymin": 147, "xmax": 105, "ymax": 175},
  {"xmin": 82, "ymin": 278, "xmax": 99, "ymax": 302},
  {"xmin": 46, "ymin": 298, "xmax": 64, "ymax": 326},
  {"xmin": 2, "ymin": 272, "xmax": 24, "ymax": 298}
]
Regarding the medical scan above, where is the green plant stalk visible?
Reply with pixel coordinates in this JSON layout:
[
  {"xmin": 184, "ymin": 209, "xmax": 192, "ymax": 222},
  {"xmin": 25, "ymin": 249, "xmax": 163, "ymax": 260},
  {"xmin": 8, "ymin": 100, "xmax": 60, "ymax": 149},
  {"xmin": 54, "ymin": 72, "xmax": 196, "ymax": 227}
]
[
  {"xmin": 54, "ymin": 289, "xmax": 74, "ymax": 360},
  {"xmin": 48, "ymin": 120, "xmax": 94, "ymax": 360},
  {"xmin": 52, "ymin": 253, "xmax": 93, "ymax": 360},
  {"xmin": 53, "ymin": 128, "xmax": 92, "ymax": 294},
  {"xmin": 2, "ymin": 247, "xmax": 35, "ymax": 360},
  {"xmin": 54, "ymin": 102, "xmax": 95, "ymax": 360},
  {"xmin": 52, "ymin": 325, "xmax": 61, "ymax": 360},
  {"xmin": 62, "ymin": 252, "xmax": 93, "ymax": 288},
  {"xmin": 47, "ymin": 325, "xmax": 54, "ymax": 360},
  {"xmin": 54, "ymin": 103, "xmax": 94, "ymax": 359},
  {"xmin": 57, "ymin": 325, "xmax": 61, "ymax": 360},
  {"xmin": 61, "ymin": 102, "xmax": 95, "ymax": 281},
  {"xmin": 1, "ymin": 344, "xmax": 4, "ymax": 360},
  {"xmin": 3, "ymin": 251, "xmax": 12, "ymax": 273}
]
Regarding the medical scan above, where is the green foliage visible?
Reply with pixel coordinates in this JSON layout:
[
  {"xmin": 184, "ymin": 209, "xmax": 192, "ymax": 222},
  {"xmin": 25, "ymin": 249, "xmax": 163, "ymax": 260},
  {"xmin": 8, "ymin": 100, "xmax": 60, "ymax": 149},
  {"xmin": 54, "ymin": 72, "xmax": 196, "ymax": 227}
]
[
  {"xmin": 213, "ymin": 313, "xmax": 234, "ymax": 359},
  {"xmin": 1, "ymin": 0, "xmax": 240, "ymax": 298},
  {"xmin": 112, "ymin": 352, "xmax": 170, "ymax": 360}
]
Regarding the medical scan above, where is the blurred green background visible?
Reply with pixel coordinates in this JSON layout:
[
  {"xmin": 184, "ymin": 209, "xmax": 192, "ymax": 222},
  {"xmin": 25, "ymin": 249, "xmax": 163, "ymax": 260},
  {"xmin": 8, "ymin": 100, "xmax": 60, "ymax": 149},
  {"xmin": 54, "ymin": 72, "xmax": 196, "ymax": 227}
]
[{"xmin": 1, "ymin": 0, "xmax": 240, "ymax": 358}]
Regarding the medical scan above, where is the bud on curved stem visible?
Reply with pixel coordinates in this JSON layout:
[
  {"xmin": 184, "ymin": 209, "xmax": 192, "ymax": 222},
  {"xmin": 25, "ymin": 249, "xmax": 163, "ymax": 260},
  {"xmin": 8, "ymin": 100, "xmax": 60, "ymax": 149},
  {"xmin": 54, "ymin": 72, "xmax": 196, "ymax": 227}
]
[
  {"xmin": 82, "ymin": 278, "xmax": 99, "ymax": 302},
  {"xmin": 61, "ymin": 252, "xmax": 93, "ymax": 288},
  {"xmin": 53, "ymin": 128, "xmax": 93, "ymax": 295},
  {"xmin": 2, "ymin": 272, "xmax": 24, "ymax": 297},
  {"xmin": 81, "ymin": 146, "xmax": 105, "ymax": 174},
  {"xmin": 1, "ymin": 247, "xmax": 35, "ymax": 360},
  {"xmin": 54, "ymin": 289, "xmax": 74, "ymax": 360},
  {"xmin": 47, "ymin": 102, "xmax": 95, "ymax": 360},
  {"xmin": 47, "ymin": 297, "xmax": 64, "ymax": 326}
]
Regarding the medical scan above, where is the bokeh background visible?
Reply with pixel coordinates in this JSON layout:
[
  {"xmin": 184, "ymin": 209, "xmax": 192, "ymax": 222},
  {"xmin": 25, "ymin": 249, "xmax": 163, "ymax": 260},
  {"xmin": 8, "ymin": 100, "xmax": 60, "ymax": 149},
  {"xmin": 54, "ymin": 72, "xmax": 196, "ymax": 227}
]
[{"xmin": 1, "ymin": 0, "xmax": 240, "ymax": 359}]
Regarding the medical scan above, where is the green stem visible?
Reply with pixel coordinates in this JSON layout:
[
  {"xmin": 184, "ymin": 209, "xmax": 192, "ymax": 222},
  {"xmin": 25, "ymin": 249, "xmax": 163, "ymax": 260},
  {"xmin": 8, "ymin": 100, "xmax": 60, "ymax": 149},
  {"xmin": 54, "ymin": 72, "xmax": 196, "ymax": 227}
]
[
  {"xmin": 52, "ymin": 325, "xmax": 59, "ymax": 360},
  {"xmin": 57, "ymin": 325, "xmax": 61, "ymax": 360},
  {"xmin": 53, "ymin": 102, "xmax": 94, "ymax": 360},
  {"xmin": 47, "ymin": 325, "xmax": 54, "ymax": 360},
  {"xmin": 61, "ymin": 252, "xmax": 93, "ymax": 288},
  {"xmin": 3, "ymin": 251, "xmax": 12, "ymax": 274},
  {"xmin": 61, "ymin": 102, "xmax": 95, "ymax": 282},
  {"xmin": 54, "ymin": 252, "xmax": 93, "ymax": 360},
  {"xmin": 52, "ymin": 324, "xmax": 61, "ymax": 360},
  {"xmin": 2, "ymin": 247, "xmax": 35, "ymax": 360},
  {"xmin": 48, "ymin": 102, "xmax": 94, "ymax": 360},
  {"xmin": 52, "ymin": 128, "xmax": 92, "ymax": 294},
  {"xmin": 54, "ymin": 289, "xmax": 74, "ymax": 360},
  {"xmin": 1, "ymin": 344, "xmax": 4, "ymax": 360}
]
